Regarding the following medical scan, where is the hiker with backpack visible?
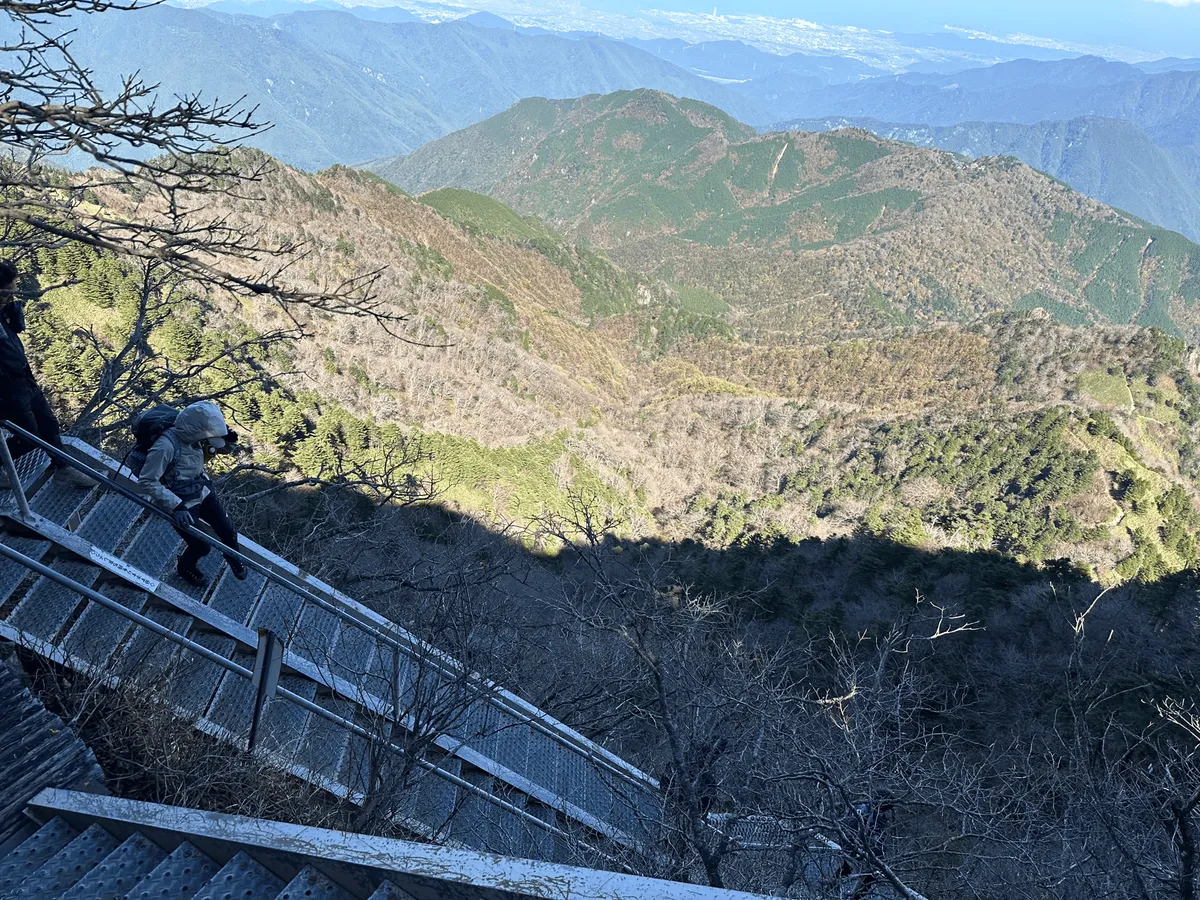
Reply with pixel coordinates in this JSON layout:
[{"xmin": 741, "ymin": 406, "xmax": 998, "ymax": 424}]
[
  {"xmin": 132, "ymin": 401, "xmax": 248, "ymax": 587},
  {"xmin": 0, "ymin": 259, "xmax": 92, "ymax": 487}
]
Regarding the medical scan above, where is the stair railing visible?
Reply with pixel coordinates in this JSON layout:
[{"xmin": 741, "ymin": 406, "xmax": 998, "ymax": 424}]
[
  {"xmin": 0, "ymin": 538, "xmax": 596, "ymax": 857},
  {"xmin": 0, "ymin": 419, "xmax": 660, "ymax": 846}
]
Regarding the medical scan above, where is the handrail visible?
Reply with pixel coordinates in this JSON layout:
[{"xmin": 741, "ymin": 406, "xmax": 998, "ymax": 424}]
[
  {"xmin": 0, "ymin": 538, "xmax": 603, "ymax": 855},
  {"xmin": 0, "ymin": 420, "xmax": 660, "ymax": 796}
]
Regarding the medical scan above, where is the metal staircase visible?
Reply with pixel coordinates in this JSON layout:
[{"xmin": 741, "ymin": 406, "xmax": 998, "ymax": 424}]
[
  {"xmin": 0, "ymin": 787, "xmax": 775, "ymax": 899},
  {"xmin": 0, "ymin": 423, "xmax": 663, "ymax": 869}
]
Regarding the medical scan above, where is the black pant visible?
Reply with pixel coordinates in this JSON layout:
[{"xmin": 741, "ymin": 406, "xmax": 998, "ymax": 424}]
[
  {"xmin": 1, "ymin": 376, "xmax": 65, "ymax": 462},
  {"xmin": 178, "ymin": 492, "xmax": 239, "ymax": 570}
]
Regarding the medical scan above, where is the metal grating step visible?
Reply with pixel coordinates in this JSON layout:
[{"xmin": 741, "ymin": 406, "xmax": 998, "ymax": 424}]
[
  {"xmin": 26, "ymin": 477, "xmax": 95, "ymax": 526},
  {"xmin": 277, "ymin": 864, "xmax": 350, "ymax": 900},
  {"xmin": 59, "ymin": 831, "xmax": 166, "ymax": 900},
  {"xmin": 192, "ymin": 850, "xmax": 285, "ymax": 900},
  {"xmin": 289, "ymin": 602, "xmax": 343, "ymax": 672},
  {"xmin": 492, "ymin": 785, "xmax": 534, "ymax": 859},
  {"xmin": 406, "ymin": 755, "xmax": 460, "ymax": 837},
  {"xmin": 74, "ymin": 494, "xmax": 143, "ymax": 552},
  {"xmin": 7, "ymin": 494, "xmax": 144, "ymax": 643},
  {"xmin": 249, "ymin": 583, "xmax": 304, "ymax": 646},
  {"xmin": 206, "ymin": 569, "xmax": 266, "ymax": 627},
  {"xmin": 293, "ymin": 693, "xmax": 355, "ymax": 786},
  {"xmin": 11, "ymin": 822, "xmax": 119, "ymax": 898},
  {"xmin": 163, "ymin": 631, "xmax": 239, "ymax": 715},
  {"xmin": 325, "ymin": 622, "xmax": 378, "ymax": 692},
  {"xmin": 126, "ymin": 840, "xmax": 220, "ymax": 900},
  {"xmin": 366, "ymin": 881, "xmax": 406, "ymax": 900},
  {"xmin": 0, "ymin": 816, "xmax": 80, "ymax": 895},
  {"xmin": 0, "ymin": 534, "xmax": 52, "ymax": 608},
  {"xmin": 114, "ymin": 606, "xmax": 192, "ymax": 682},
  {"xmin": 258, "ymin": 677, "xmax": 318, "ymax": 760},
  {"xmin": 60, "ymin": 584, "xmax": 148, "ymax": 670},
  {"xmin": 202, "ymin": 651, "xmax": 257, "ymax": 741},
  {"xmin": 525, "ymin": 729, "xmax": 564, "ymax": 804},
  {"xmin": 341, "ymin": 730, "xmax": 375, "ymax": 798},
  {"xmin": 119, "ymin": 516, "xmax": 183, "ymax": 581},
  {"xmin": 449, "ymin": 767, "xmax": 499, "ymax": 851},
  {"xmin": 7, "ymin": 558, "xmax": 104, "ymax": 644}
]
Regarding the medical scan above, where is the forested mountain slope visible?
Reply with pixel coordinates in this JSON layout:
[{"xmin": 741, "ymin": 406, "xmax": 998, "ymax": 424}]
[
  {"xmin": 776, "ymin": 115, "xmax": 1200, "ymax": 243},
  {"xmin": 34, "ymin": 151, "xmax": 1200, "ymax": 591},
  {"xmin": 367, "ymin": 90, "xmax": 1200, "ymax": 342},
  {"xmin": 23, "ymin": 150, "xmax": 1200, "ymax": 898}
]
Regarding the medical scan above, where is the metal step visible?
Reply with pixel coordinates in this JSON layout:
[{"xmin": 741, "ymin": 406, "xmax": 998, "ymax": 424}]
[
  {"xmin": 59, "ymin": 831, "xmax": 166, "ymax": 900},
  {"xmin": 276, "ymin": 864, "xmax": 350, "ymax": 900},
  {"xmin": 366, "ymin": 881, "xmax": 407, "ymax": 900},
  {"xmin": 290, "ymin": 602, "xmax": 343, "ymax": 672},
  {"xmin": 248, "ymin": 583, "xmax": 304, "ymax": 646},
  {"xmin": 7, "ymin": 493, "xmax": 144, "ymax": 642},
  {"xmin": 526, "ymin": 800, "xmax": 570, "ymax": 865},
  {"xmin": 192, "ymin": 850, "xmax": 285, "ymax": 900},
  {"xmin": 11, "ymin": 822, "xmax": 119, "ymax": 898},
  {"xmin": 206, "ymin": 569, "xmax": 266, "ymax": 627},
  {"xmin": 125, "ymin": 840, "xmax": 220, "ymax": 900},
  {"xmin": 114, "ymin": 607, "xmax": 193, "ymax": 682},
  {"xmin": 0, "ymin": 816, "xmax": 80, "ymax": 895},
  {"xmin": 60, "ymin": 584, "xmax": 148, "ymax": 669},
  {"xmin": 7, "ymin": 557, "xmax": 103, "ymax": 643},
  {"xmin": 490, "ymin": 784, "xmax": 532, "ymax": 859},
  {"xmin": 0, "ymin": 534, "xmax": 52, "ymax": 607},
  {"xmin": 408, "ymin": 754, "xmax": 461, "ymax": 836},
  {"xmin": 258, "ymin": 676, "xmax": 318, "ymax": 760},
  {"xmin": 326, "ymin": 620, "xmax": 378, "ymax": 691},
  {"xmin": 163, "ymin": 631, "xmax": 238, "ymax": 715},
  {"xmin": 201, "ymin": 650, "xmax": 258, "ymax": 741},
  {"xmin": 118, "ymin": 516, "xmax": 183, "ymax": 581},
  {"xmin": 448, "ymin": 766, "xmax": 498, "ymax": 851},
  {"xmin": 469, "ymin": 705, "xmax": 526, "ymax": 773},
  {"xmin": 26, "ymin": 476, "xmax": 95, "ymax": 526},
  {"xmin": 75, "ymin": 495, "xmax": 143, "ymax": 552},
  {"xmin": 293, "ymin": 693, "xmax": 355, "ymax": 786},
  {"xmin": 340, "ymin": 731, "xmax": 372, "ymax": 797},
  {"xmin": 525, "ymin": 728, "xmax": 564, "ymax": 802}
]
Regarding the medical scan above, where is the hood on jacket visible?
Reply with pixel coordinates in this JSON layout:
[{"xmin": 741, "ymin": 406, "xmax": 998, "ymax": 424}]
[{"xmin": 173, "ymin": 401, "xmax": 229, "ymax": 445}]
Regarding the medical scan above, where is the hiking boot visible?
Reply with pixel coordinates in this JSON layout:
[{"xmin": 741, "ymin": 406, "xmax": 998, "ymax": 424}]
[
  {"xmin": 228, "ymin": 558, "xmax": 248, "ymax": 581},
  {"xmin": 176, "ymin": 560, "xmax": 207, "ymax": 588}
]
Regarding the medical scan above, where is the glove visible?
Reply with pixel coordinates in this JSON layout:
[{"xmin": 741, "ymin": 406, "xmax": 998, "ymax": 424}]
[
  {"xmin": 224, "ymin": 430, "xmax": 239, "ymax": 445},
  {"xmin": 172, "ymin": 507, "xmax": 195, "ymax": 529}
]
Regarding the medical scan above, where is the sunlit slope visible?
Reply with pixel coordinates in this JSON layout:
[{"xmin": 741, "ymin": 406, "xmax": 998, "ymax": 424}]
[{"xmin": 369, "ymin": 90, "xmax": 1200, "ymax": 341}]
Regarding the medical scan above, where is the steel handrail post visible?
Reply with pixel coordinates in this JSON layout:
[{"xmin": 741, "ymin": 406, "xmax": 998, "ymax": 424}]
[{"xmin": 0, "ymin": 429, "xmax": 31, "ymax": 520}]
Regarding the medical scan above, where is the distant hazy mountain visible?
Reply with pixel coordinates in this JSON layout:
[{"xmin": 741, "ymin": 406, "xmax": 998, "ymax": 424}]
[
  {"xmin": 58, "ymin": 5, "xmax": 767, "ymax": 170},
  {"xmin": 623, "ymin": 38, "xmax": 888, "ymax": 84},
  {"xmin": 1137, "ymin": 58, "xmax": 1200, "ymax": 74},
  {"xmin": 777, "ymin": 115, "xmax": 1200, "ymax": 242},
  {"xmin": 766, "ymin": 56, "xmax": 1200, "ymax": 146}
]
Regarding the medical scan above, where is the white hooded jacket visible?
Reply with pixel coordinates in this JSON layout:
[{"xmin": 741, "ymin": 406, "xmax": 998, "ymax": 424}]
[{"xmin": 136, "ymin": 401, "xmax": 229, "ymax": 510}]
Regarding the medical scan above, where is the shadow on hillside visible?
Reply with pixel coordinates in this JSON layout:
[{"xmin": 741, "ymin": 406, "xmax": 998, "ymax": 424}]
[{"xmin": 224, "ymin": 470, "xmax": 1200, "ymax": 685}]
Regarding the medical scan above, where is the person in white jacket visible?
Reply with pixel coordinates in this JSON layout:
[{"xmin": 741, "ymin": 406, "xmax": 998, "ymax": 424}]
[{"xmin": 136, "ymin": 401, "xmax": 247, "ymax": 587}]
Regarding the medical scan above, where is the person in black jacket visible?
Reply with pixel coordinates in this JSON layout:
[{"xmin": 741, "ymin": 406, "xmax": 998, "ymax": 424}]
[{"xmin": 0, "ymin": 260, "xmax": 91, "ymax": 485}]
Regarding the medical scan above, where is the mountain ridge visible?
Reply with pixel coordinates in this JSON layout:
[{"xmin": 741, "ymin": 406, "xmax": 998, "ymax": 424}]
[
  {"xmin": 48, "ymin": 5, "xmax": 768, "ymax": 170},
  {"xmin": 771, "ymin": 114, "xmax": 1200, "ymax": 243},
  {"xmin": 365, "ymin": 89, "xmax": 1200, "ymax": 343}
]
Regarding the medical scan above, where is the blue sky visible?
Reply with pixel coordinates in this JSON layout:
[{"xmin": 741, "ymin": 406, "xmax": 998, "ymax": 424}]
[{"xmin": 591, "ymin": 0, "xmax": 1200, "ymax": 57}]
